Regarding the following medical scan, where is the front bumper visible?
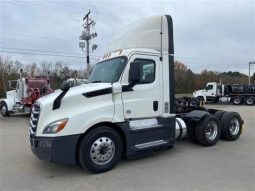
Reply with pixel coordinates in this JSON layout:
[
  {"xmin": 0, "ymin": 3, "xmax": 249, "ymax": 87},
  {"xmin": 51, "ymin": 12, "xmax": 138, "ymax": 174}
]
[{"xmin": 30, "ymin": 134, "xmax": 80, "ymax": 165}]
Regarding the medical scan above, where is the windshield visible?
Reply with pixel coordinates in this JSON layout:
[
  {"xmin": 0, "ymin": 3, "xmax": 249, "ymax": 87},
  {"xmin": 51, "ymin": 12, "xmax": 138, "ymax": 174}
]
[{"xmin": 88, "ymin": 57, "xmax": 127, "ymax": 83}]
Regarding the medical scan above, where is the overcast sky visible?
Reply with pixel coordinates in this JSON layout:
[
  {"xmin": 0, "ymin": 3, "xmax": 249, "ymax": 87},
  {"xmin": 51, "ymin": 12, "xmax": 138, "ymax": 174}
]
[{"xmin": 0, "ymin": 0, "xmax": 254, "ymax": 74}]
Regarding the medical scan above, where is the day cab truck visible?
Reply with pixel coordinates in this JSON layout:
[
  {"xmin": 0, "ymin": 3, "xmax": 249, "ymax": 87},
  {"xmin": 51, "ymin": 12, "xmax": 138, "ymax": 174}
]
[
  {"xmin": 29, "ymin": 15, "xmax": 244, "ymax": 173},
  {"xmin": 193, "ymin": 82, "xmax": 255, "ymax": 105}
]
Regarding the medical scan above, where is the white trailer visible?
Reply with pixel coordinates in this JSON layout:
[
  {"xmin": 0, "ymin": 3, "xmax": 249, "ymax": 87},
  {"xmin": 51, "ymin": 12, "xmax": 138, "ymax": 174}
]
[{"xmin": 29, "ymin": 15, "xmax": 243, "ymax": 173}]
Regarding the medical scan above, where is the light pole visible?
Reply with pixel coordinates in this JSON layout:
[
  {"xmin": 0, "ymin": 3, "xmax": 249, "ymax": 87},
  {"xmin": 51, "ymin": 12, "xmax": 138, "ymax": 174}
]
[
  {"xmin": 248, "ymin": 61, "xmax": 255, "ymax": 85},
  {"xmin": 79, "ymin": 10, "xmax": 97, "ymax": 79}
]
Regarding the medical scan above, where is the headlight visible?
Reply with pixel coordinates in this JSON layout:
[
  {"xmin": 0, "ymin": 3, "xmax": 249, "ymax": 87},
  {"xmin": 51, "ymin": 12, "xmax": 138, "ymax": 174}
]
[{"xmin": 42, "ymin": 118, "xmax": 68, "ymax": 134}]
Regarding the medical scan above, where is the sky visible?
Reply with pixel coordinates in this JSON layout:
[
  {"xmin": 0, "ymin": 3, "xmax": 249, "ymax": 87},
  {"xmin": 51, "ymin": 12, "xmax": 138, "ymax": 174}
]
[{"xmin": 0, "ymin": 0, "xmax": 254, "ymax": 74}]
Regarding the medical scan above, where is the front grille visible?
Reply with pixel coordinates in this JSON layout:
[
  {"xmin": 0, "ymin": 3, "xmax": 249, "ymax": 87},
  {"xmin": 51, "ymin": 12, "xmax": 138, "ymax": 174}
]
[{"xmin": 29, "ymin": 102, "xmax": 41, "ymax": 135}]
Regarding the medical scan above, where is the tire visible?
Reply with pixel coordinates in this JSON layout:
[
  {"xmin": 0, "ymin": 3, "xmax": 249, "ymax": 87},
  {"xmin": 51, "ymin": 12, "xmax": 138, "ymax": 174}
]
[
  {"xmin": 214, "ymin": 97, "xmax": 219, "ymax": 103},
  {"xmin": 187, "ymin": 121, "xmax": 197, "ymax": 143},
  {"xmin": 195, "ymin": 114, "xmax": 220, "ymax": 146},
  {"xmin": 214, "ymin": 111, "xmax": 225, "ymax": 121},
  {"xmin": 220, "ymin": 112, "xmax": 243, "ymax": 141},
  {"xmin": 179, "ymin": 98, "xmax": 187, "ymax": 107},
  {"xmin": 79, "ymin": 127, "xmax": 123, "ymax": 173},
  {"xmin": 0, "ymin": 101, "xmax": 10, "ymax": 117},
  {"xmin": 233, "ymin": 96, "xmax": 242, "ymax": 105},
  {"xmin": 245, "ymin": 97, "xmax": 254, "ymax": 105},
  {"xmin": 189, "ymin": 99, "xmax": 199, "ymax": 107}
]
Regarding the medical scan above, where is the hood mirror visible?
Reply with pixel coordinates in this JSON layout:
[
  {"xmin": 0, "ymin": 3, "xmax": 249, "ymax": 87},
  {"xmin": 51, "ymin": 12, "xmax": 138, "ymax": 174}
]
[{"xmin": 61, "ymin": 83, "xmax": 70, "ymax": 92}]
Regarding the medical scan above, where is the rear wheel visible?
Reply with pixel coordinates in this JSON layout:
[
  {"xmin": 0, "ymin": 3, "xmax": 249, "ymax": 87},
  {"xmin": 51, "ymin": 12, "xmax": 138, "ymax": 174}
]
[
  {"xmin": 189, "ymin": 99, "xmax": 199, "ymax": 107},
  {"xmin": 245, "ymin": 97, "xmax": 254, "ymax": 105},
  {"xmin": 0, "ymin": 102, "xmax": 10, "ymax": 117},
  {"xmin": 195, "ymin": 115, "xmax": 220, "ymax": 146},
  {"xmin": 214, "ymin": 111, "xmax": 225, "ymax": 121},
  {"xmin": 233, "ymin": 96, "xmax": 242, "ymax": 105},
  {"xmin": 79, "ymin": 127, "xmax": 123, "ymax": 173},
  {"xmin": 220, "ymin": 112, "xmax": 242, "ymax": 141}
]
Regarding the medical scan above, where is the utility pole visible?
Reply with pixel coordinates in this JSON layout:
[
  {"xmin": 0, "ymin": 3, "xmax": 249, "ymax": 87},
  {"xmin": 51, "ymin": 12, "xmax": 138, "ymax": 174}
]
[
  {"xmin": 248, "ymin": 61, "xmax": 255, "ymax": 85},
  {"xmin": 79, "ymin": 10, "xmax": 97, "ymax": 79}
]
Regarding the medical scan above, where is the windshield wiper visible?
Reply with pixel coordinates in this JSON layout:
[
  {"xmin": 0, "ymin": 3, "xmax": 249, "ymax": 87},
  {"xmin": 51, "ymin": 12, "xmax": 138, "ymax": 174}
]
[{"xmin": 90, "ymin": 80, "xmax": 103, "ymax": 83}]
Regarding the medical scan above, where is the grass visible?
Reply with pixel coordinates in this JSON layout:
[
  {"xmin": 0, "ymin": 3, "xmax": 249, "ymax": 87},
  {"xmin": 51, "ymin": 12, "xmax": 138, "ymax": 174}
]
[{"xmin": 175, "ymin": 94, "xmax": 192, "ymax": 98}]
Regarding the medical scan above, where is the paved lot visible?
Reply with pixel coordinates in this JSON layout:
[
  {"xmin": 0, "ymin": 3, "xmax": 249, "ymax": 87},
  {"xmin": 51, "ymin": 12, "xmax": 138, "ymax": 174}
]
[{"xmin": 0, "ymin": 104, "xmax": 254, "ymax": 191}]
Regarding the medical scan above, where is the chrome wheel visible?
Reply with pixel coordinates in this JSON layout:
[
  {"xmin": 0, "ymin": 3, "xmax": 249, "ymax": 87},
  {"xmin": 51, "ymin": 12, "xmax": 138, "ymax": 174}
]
[
  {"xmin": 229, "ymin": 118, "xmax": 240, "ymax": 136},
  {"xmin": 205, "ymin": 121, "xmax": 218, "ymax": 140},
  {"xmin": 246, "ymin": 98, "xmax": 253, "ymax": 105},
  {"xmin": 90, "ymin": 137, "xmax": 115, "ymax": 165},
  {"xmin": 233, "ymin": 98, "xmax": 241, "ymax": 105}
]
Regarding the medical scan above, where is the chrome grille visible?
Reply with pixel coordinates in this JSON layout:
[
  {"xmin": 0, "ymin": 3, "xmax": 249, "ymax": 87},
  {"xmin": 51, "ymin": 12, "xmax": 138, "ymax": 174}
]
[{"xmin": 29, "ymin": 102, "xmax": 40, "ymax": 135}]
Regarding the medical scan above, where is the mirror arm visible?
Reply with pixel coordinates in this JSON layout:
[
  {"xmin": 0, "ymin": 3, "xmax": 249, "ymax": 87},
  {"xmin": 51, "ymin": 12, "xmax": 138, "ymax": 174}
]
[{"xmin": 122, "ymin": 82, "xmax": 137, "ymax": 92}]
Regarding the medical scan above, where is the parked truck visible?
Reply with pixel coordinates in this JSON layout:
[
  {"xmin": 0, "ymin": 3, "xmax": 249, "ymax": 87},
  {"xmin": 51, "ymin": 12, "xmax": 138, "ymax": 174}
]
[
  {"xmin": 0, "ymin": 70, "xmax": 53, "ymax": 116},
  {"xmin": 193, "ymin": 82, "xmax": 255, "ymax": 105},
  {"xmin": 29, "ymin": 15, "xmax": 244, "ymax": 173}
]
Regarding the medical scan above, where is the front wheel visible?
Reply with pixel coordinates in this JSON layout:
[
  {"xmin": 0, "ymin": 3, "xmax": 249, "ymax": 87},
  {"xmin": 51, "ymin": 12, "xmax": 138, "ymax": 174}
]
[
  {"xmin": 0, "ymin": 102, "xmax": 10, "ymax": 117},
  {"xmin": 195, "ymin": 114, "xmax": 220, "ymax": 146},
  {"xmin": 79, "ymin": 127, "xmax": 123, "ymax": 173}
]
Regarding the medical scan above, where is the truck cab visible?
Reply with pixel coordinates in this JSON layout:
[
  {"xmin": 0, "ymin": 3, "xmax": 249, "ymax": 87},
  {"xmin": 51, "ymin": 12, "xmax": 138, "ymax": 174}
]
[
  {"xmin": 29, "ymin": 15, "xmax": 243, "ymax": 173},
  {"xmin": 193, "ymin": 82, "xmax": 222, "ymax": 102},
  {"xmin": 0, "ymin": 73, "xmax": 53, "ymax": 116}
]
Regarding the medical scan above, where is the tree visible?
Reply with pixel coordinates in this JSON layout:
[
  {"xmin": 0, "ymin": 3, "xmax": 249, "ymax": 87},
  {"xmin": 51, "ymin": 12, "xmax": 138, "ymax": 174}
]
[{"xmin": 26, "ymin": 63, "xmax": 38, "ymax": 77}]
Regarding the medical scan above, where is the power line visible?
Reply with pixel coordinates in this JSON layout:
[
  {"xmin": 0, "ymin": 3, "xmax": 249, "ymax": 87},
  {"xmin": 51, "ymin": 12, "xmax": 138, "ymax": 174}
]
[
  {"xmin": 0, "ymin": 46, "xmax": 100, "ymax": 58},
  {"xmin": 4, "ymin": 0, "xmax": 81, "ymax": 19},
  {"xmin": 0, "ymin": 50, "xmax": 99, "ymax": 60},
  {"xmin": 0, "ymin": 32, "xmax": 78, "ymax": 43}
]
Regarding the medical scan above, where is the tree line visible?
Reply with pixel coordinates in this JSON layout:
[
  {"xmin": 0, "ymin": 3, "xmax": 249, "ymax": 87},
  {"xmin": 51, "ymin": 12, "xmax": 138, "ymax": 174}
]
[
  {"xmin": 0, "ymin": 56, "xmax": 86, "ymax": 97},
  {"xmin": 0, "ymin": 55, "xmax": 254, "ymax": 98},
  {"xmin": 174, "ymin": 61, "xmax": 254, "ymax": 94}
]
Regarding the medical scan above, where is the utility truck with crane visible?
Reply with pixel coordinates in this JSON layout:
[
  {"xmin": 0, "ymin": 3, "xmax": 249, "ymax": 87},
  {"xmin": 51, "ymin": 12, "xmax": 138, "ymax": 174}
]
[
  {"xmin": 0, "ymin": 70, "xmax": 53, "ymax": 116},
  {"xmin": 29, "ymin": 15, "xmax": 244, "ymax": 173},
  {"xmin": 193, "ymin": 82, "xmax": 255, "ymax": 105}
]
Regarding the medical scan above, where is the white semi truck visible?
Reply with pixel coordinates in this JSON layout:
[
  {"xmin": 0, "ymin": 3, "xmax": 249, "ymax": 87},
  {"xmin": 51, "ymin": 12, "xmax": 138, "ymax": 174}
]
[
  {"xmin": 193, "ymin": 82, "xmax": 255, "ymax": 105},
  {"xmin": 29, "ymin": 15, "xmax": 243, "ymax": 173}
]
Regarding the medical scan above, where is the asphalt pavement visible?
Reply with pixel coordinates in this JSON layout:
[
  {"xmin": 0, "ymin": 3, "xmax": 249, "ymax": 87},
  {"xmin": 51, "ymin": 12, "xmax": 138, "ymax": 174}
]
[{"xmin": 0, "ymin": 104, "xmax": 254, "ymax": 191}]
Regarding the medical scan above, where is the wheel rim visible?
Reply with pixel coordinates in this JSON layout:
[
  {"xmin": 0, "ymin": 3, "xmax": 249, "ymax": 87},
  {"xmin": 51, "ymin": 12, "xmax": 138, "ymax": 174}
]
[
  {"xmin": 229, "ymin": 118, "xmax": 240, "ymax": 136},
  {"xmin": 205, "ymin": 121, "xmax": 218, "ymax": 140},
  {"xmin": 234, "ymin": 99, "xmax": 240, "ymax": 104},
  {"xmin": 247, "ymin": 99, "xmax": 253, "ymax": 104},
  {"xmin": 90, "ymin": 137, "xmax": 115, "ymax": 165},
  {"xmin": 190, "ymin": 101, "xmax": 197, "ymax": 106},
  {"xmin": 1, "ymin": 105, "xmax": 7, "ymax": 115}
]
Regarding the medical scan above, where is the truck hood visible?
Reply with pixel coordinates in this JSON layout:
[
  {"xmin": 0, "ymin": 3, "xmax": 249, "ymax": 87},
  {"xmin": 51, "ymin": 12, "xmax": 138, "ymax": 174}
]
[
  {"xmin": 193, "ymin": 89, "xmax": 205, "ymax": 97},
  {"xmin": 34, "ymin": 83, "xmax": 115, "ymax": 136},
  {"xmin": 37, "ymin": 83, "xmax": 112, "ymax": 106}
]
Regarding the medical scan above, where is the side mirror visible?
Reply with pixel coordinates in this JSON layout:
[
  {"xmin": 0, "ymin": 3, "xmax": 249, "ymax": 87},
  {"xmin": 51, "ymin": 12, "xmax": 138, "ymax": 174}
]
[
  {"xmin": 61, "ymin": 82, "xmax": 70, "ymax": 92},
  {"xmin": 129, "ymin": 61, "xmax": 141, "ymax": 85}
]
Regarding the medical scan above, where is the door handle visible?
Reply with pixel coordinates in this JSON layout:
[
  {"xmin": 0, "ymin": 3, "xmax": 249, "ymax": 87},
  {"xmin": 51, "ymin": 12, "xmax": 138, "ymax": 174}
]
[{"xmin": 153, "ymin": 101, "xmax": 158, "ymax": 111}]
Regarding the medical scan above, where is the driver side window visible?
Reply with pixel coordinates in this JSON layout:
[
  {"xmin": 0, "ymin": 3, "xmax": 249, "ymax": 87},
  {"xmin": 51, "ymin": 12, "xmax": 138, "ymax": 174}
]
[
  {"xmin": 134, "ymin": 59, "xmax": 155, "ymax": 84},
  {"xmin": 206, "ymin": 85, "xmax": 213, "ymax": 90}
]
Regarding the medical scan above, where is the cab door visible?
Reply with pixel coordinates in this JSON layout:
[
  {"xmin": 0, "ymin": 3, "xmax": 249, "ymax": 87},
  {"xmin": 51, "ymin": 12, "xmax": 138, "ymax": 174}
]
[{"xmin": 121, "ymin": 54, "xmax": 162, "ymax": 119}]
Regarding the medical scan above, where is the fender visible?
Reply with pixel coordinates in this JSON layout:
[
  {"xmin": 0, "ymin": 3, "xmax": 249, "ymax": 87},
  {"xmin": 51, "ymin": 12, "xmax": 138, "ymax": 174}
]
[
  {"xmin": 183, "ymin": 110, "xmax": 209, "ymax": 122},
  {"xmin": 0, "ymin": 99, "xmax": 14, "ymax": 112}
]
